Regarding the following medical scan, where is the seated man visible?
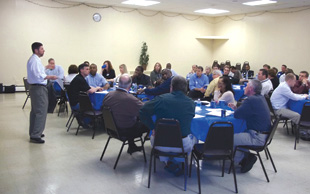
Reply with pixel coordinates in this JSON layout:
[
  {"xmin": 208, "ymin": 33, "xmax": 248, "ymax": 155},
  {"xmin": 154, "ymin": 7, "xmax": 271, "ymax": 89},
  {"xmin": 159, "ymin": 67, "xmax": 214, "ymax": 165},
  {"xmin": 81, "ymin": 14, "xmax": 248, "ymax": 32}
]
[
  {"xmin": 277, "ymin": 64, "xmax": 287, "ymax": 78},
  {"xmin": 103, "ymin": 74, "xmax": 149, "ymax": 154},
  {"xmin": 257, "ymin": 68, "xmax": 273, "ymax": 96},
  {"xmin": 67, "ymin": 63, "xmax": 97, "ymax": 110},
  {"xmin": 132, "ymin": 66, "xmax": 151, "ymax": 87},
  {"xmin": 291, "ymin": 71, "xmax": 310, "ymax": 94},
  {"xmin": 85, "ymin": 63, "xmax": 109, "ymax": 90},
  {"xmin": 203, "ymin": 70, "xmax": 222, "ymax": 101},
  {"xmin": 45, "ymin": 58, "xmax": 64, "ymax": 113},
  {"xmin": 223, "ymin": 66, "xmax": 239, "ymax": 84},
  {"xmin": 188, "ymin": 66, "xmax": 209, "ymax": 99},
  {"xmin": 140, "ymin": 76, "xmax": 196, "ymax": 176},
  {"xmin": 186, "ymin": 64, "xmax": 197, "ymax": 80},
  {"xmin": 228, "ymin": 79, "xmax": 271, "ymax": 173},
  {"xmin": 166, "ymin": 63, "xmax": 178, "ymax": 77},
  {"xmin": 241, "ymin": 63, "xmax": 254, "ymax": 80},
  {"xmin": 138, "ymin": 69, "xmax": 173, "ymax": 96},
  {"xmin": 231, "ymin": 66, "xmax": 242, "ymax": 80},
  {"xmin": 271, "ymin": 73, "xmax": 308, "ymax": 126}
]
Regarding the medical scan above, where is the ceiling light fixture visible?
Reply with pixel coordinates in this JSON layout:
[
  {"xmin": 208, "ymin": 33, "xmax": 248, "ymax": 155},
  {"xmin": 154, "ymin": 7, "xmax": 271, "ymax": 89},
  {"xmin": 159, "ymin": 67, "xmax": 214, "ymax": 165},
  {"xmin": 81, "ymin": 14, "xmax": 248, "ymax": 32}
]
[
  {"xmin": 243, "ymin": 0, "xmax": 277, "ymax": 6},
  {"xmin": 194, "ymin": 8, "xmax": 230, "ymax": 15},
  {"xmin": 122, "ymin": 0, "xmax": 160, "ymax": 7}
]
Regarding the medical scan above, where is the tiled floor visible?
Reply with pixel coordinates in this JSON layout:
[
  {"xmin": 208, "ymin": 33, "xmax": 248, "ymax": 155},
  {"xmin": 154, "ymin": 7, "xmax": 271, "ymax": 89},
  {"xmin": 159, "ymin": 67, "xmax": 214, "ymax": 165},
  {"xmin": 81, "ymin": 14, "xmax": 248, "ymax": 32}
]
[{"xmin": 1, "ymin": 92, "xmax": 310, "ymax": 194}]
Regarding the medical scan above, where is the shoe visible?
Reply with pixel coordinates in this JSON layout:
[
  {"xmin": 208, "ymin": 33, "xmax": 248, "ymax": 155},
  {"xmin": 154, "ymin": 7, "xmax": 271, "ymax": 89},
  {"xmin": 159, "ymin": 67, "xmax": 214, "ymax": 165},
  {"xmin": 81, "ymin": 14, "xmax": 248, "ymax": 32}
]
[
  {"xmin": 127, "ymin": 145, "xmax": 142, "ymax": 155},
  {"xmin": 241, "ymin": 154, "xmax": 257, "ymax": 173},
  {"xmin": 30, "ymin": 138, "xmax": 45, "ymax": 144},
  {"xmin": 41, "ymin": 134, "xmax": 45, "ymax": 138}
]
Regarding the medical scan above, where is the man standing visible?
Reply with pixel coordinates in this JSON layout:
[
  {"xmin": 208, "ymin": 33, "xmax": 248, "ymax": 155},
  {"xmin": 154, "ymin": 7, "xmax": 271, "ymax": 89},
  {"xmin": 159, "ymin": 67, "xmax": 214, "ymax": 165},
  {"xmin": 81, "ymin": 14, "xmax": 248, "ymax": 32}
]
[
  {"xmin": 140, "ymin": 76, "xmax": 196, "ymax": 175},
  {"xmin": 291, "ymin": 71, "xmax": 310, "ymax": 94},
  {"xmin": 188, "ymin": 66, "xmax": 209, "ymax": 99},
  {"xmin": 85, "ymin": 63, "xmax": 109, "ymax": 90},
  {"xmin": 27, "ymin": 42, "xmax": 57, "ymax": 143},
  {"xmin": 131, "ymin": 66, "xmax": 151, "ymax": 87},
  {"xmin": 103, "ymin": 75, "xmax": 149, "ymax": 154},
  {"xmin": 166, "ymin": 63, "xmax": 178, "ymax": 77},
  {"xmin": 138, "ymin": 69, "xmax": 173, "ymax": 96},
  {"xmin": 67, "ymin": 63, "xmax": 97, "ymax": 110},
  {"xmin": 257, "ymin": 68, "xmax": 273, "ymax": 96},
  {"xmin": 228, "ymin": 80, "xmax": 271, "ymax": 173},
  {"xmin": 45, "ymin": 58, "xmax": 64, "ymax": 113},
  {"xmin": 204, "ymin": 70, "xmax": 222, "ymax": 101},
  {"xmin": 271, "ymin": 73, "xmax": 308, "ymax": 125}
]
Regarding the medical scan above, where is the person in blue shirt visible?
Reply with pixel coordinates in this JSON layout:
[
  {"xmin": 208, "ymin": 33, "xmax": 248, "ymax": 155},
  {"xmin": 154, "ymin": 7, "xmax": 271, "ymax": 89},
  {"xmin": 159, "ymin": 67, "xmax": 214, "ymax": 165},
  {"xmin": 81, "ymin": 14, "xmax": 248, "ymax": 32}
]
[
  {"xmin": 277, "ymin": 64, "xmax": 287, "ymax": 78},
  {"xmin": 85, "ymin": 64, "xmax": 110, "ymax": 90},
  {"xmin": 138, "ymin": 69, "xmax": 173, "ymax": 96},
  {"xmin": 45, "ymin": 58, "xmax": 65, "ymax": 113},
  {"xmin": 188, "ymin": 66, "xmax": 209, "ymax": 99}
]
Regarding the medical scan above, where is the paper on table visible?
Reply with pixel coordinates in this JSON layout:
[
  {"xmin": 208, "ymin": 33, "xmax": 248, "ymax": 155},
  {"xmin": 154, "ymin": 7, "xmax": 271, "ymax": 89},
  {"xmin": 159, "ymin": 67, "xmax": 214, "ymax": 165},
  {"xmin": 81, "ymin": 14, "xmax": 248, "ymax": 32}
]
[
  {"xmin": 194, "ymin": 114, "xmax": 205, "ymax": 118},
  {"xmin": 205, "ymin": 108, "xmax": 234, "ymax": 117},
  {"xmin": 233, "ymin": 85, "xmax": 241, "ymax": 89},
  {"xmin": 96, "ymin": 90, "xmax": 109, "ymax": 94}
]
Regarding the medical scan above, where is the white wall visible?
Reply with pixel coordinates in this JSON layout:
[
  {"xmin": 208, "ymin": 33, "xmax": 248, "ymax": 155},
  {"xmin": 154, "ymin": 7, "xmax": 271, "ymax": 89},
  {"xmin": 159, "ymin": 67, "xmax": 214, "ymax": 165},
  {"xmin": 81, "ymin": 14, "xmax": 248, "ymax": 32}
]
[
  {"xmin": 213, "ymin": 9, "xmax": 310, "ymax": 74},
  {"xmin": 0, "ymin": 0, "xmax": 214, "ymax": 85}
]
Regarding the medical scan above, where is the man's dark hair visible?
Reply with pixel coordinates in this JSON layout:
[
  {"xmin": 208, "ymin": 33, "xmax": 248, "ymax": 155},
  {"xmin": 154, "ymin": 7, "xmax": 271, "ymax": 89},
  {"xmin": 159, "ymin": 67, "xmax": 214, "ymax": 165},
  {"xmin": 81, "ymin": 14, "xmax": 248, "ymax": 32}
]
[
  {"xmin": 268, "ymin": 69, "xmax": 276, "ymax": 78},
  {"xmin": 263, "ymin": 64, "xmax": 270, "ymax": 69},
  {"xmin": 171, "ymin": 76, "xmax": 187, "ymax": 94},
  {"xmin": 282, "ymin": 64, "xmax": 287, "ymax": 68},
  {"xmin": 48, "ymin": 58, "xmax": 54, "ymax": 63},
  {"xmin": 272, "ymin": 67, "xmax": 278, "ymax": 74},
  {"xmin": 136, "ymin": 65, "xmax": 144, "ymax": 73},
  {"xmin": 259, "ymin": 68, "xmax": 268, "ymax": 78},
  {"xmin": 197, "ymin": 66, "xmax": 203, "ymax": 72},
  {"xmin": 78, "ymin": 63, "xmax": 89, "ymax": 73},
  {"xmin": 31, "ymin": 42, "xmax": 43, "ymax": 53},
  {"xmin": 68, "ymin": 64, "xmax": 78, "ymax": 74},
  {"xmin": 231, "ymin": 66, "xmax": 236, "ymax": 70},
  {"xmin": 300, "ymin": 71, "xmax": 309, "ymax": 78}
]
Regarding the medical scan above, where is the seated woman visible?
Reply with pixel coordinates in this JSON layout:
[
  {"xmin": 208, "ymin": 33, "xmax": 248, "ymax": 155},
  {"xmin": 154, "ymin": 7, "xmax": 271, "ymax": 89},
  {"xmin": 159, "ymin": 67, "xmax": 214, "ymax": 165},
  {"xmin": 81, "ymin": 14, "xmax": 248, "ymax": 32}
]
[
  {"xmin": 205, "ymin": 66, "xmax": 213, "ymax": 82},
  {"xmin": 150, "ymin": 62, "xmax": 162, "ymax": 86},
  {"xmin": 64, "ymin": 64, "xmax": 78, "ymax": 86},
  {"xmin": 107, "ymin": 64, "xmax": 128, "ymax": 84},
  {"xmin": 102, "ymin": 60, "xmax": 116, "ymax": 80},
  {"xmin": 214, "ymin": 76, "xmax": 236, "ymax": 105}
]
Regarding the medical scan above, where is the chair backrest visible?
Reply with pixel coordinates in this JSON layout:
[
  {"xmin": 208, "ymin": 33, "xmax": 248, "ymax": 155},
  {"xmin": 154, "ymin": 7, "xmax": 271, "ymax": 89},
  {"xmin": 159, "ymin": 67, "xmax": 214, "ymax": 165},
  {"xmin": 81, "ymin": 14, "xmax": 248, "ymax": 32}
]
[
  {"xmin": 154, "ymin": 118, "xmax": 184, "ymax": 151},
  {"xmin": 264, "ymin": 94, "xmax": 276, "ymax": 117},
  {"xmin": 203, "ymin": 122, "xmax": 234, "ymax": 153},
  {"xmin": 78, "ymin": 92, "xmax": 94, "ymax": 113},
  {"xmin": 236, "ymin": 63, "xmax": 241, "ymax": 70},
  {"xmin": 23, "ymin": 77, "xmax": 30, "ymax": 94},
  {"xmin": 265, "ymin": 116, "xmax": 281, "ymax": 147},
  {"xmin": 102, "ymin": 106, "xmax": 120, "ymax": 137},
  {"xmin": 300, "ymin": 102, "xmax": 310, "ymax": 122}
]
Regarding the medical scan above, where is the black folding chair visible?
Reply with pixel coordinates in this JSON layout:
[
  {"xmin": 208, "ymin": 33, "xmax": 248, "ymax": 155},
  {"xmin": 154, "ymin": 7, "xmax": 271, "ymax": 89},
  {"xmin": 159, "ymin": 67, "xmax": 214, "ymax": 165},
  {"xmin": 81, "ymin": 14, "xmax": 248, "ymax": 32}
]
[
  {"xmin": 65, "ymin": 90, "xmax": 80, "ymax": 132},
  {"xmin": 77, "ymin": 92, "xmax": 103, "ymax": 139},
  {"xmin": 265, "ymin": 94, "xmax": 292, "ymax": 134},
  {"xmin": 22, "ymin": 77, "xmax": 30, "ymax": 109},
  {"xmin": 295, "ymin": 102, "xmax": 310, "ymax": 150},
  {"xmin": 189, "ymin": 122, "xmax": 237, "ymax": 194},
  {"xmin": 100, "ymin": 106, "xmax": 146, "ymax": 169},
  {"xmin": 148, "ymin": 118, "xmax": 188, "ymax": 191},
  {"xmin": 231, "ymin": 117, "xmax": 281, "ymax": 182}
]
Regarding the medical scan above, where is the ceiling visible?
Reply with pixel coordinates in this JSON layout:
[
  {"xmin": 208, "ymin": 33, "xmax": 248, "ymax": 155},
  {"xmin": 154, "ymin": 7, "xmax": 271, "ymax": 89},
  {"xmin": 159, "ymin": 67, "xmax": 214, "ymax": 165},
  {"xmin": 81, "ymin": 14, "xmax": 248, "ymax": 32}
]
[{"xmin": 65, "ymin": 0, "xmax": 310, "ymax": 17}]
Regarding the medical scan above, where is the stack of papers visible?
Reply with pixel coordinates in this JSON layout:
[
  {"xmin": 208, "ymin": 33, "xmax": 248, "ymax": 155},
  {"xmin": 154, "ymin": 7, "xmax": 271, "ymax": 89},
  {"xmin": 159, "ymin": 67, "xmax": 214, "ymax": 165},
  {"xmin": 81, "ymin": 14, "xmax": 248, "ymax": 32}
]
[
  {"xmin": 205, "ymin": 108, "xmax": 234, "ymax": 117},
  {"xmin": 96, "ymin": 90, "xmax": 109, "ymax": 94}
]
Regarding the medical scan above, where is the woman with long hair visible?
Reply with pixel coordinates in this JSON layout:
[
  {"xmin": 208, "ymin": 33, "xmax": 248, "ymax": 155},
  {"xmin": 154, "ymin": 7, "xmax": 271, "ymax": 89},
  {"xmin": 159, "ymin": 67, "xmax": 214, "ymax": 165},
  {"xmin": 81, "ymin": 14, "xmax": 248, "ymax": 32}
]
[
  {"xmin": 109, "ymin": 64, "xmax": 128, "ymax": 83},
  {"xmin": 150, "ymin": 62, "xmax": 162, "ymax": 86},
  {"xmin": 102, "ymin": 60, "xmax": 116, "ymax": 79},
  {"xmin": 214, "ymin": 76, "xmax": 236, "ymax": 105}
]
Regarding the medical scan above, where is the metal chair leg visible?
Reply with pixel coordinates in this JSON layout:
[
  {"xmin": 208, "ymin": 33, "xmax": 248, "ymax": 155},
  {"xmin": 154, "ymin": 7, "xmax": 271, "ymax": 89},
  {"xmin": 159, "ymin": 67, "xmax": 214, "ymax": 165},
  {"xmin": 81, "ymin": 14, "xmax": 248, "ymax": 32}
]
[
  {"xmin": 231, "ymin": 159, "xmax": 238, "ymax": 193},
  {"xmin": 113, "ymin": 142, "xmax": 125, "ymax": 169},
  {"xmin": 140, "ymin": 137, "xmax": 147, "ymax": 163},
  {"xmin": 189, "ymin": 152, "xmax": 194, "ymax": 177},
  {"xmin": 196, "ymin": 157, "xmax": 201, "ymax": 194},
  {"xmin": 222, "ymin": 159, "xmax": 226, "ymax": 177},
  {"xmin": 76, "ymin": 124, "xmax": 80, "ymax": 135},
  {"xmin": 67, "ymin": 115, "xmax": 75, "ymax": 132},
  {"xmin": 266, "ymin": 147, "xmax": 277, "ymax": 173},
  {"xmin": 184, "ymin": 155, "xmax": 188, "ymax": 191},
  {"xmin": 100, "ymin": 136, "xmax": 111, "ymax": 160},
  {"xmin": 66, "ymin": 112, "xmax": 73, "ymax": 127},
  {"xmin": 148, "ymin": 150, "xmax": 153, "ymax": 188},
  {"xmin": 257, "ymin": 152, "xmax": 269, "ymax": 182},
  {"xmin": 22, "ymin": 96, "xmax": 30, "ymax": 109},
  {"xmin": 92, "ymin": 117, "xmax": 96, "ymax": 139}
]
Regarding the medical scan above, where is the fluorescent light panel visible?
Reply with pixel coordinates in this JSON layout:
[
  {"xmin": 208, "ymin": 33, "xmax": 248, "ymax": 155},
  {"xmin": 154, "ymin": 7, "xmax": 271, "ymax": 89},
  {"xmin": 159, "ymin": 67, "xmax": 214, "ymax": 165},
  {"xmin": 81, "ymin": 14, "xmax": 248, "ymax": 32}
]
[
  {"xmin": 243, "ymin": 0, "xmax": 277, "ymax": 6},
  {"xmin": 194, "ymin": 8, "xmax": 230, "ymax": 15},
  {"xmin": 122, "ymin": 0, "xmax": 160, "ymax": 7}
]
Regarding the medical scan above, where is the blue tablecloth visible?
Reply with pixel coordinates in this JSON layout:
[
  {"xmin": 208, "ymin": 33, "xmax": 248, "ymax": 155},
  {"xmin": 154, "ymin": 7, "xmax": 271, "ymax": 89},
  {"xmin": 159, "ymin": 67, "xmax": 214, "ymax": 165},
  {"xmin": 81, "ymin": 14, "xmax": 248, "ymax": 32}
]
[
  {"xmin": 191, "ymin": 105, "xmax": 247, "ymax": 141},
  {"xmin": 89, "ymin": 89, "xmax": 154, "ymax": 110},
  {"xmin": 287, "ymin": 99, "xmax": 310, "ymax": 114},
  {"xmin": 233, "ymin": 85, "xmax": 245, "ymax": 101}
]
